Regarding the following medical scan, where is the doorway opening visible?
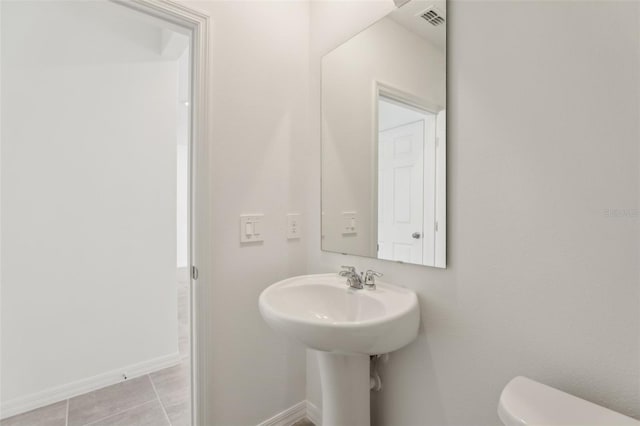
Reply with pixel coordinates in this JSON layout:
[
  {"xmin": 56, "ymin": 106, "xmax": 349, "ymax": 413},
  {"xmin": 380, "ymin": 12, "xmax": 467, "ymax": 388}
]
[{"xmin": 0, "ymin": 0, "xmax": 208, "ymax": 424}]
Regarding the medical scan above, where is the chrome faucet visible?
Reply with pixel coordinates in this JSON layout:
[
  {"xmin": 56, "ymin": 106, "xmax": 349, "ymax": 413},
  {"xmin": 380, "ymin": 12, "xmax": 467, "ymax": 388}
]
[
  {"xmin": 339, "ymin": 265, "xmax": 363, "ymax": 289},
  {"xmin": 339, "ymin": 266, "xmax": 383, "ymax": 290},
  {"xmin": 364, "ymin": 270, "xmax": 383, "ymax": 290}
]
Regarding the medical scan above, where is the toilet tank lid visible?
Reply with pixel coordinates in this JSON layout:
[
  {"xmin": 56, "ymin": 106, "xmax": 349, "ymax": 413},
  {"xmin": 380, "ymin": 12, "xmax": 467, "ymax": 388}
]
[{"xmin": 498, "ymin": 376, "xmax": 640, "ymax": 426}]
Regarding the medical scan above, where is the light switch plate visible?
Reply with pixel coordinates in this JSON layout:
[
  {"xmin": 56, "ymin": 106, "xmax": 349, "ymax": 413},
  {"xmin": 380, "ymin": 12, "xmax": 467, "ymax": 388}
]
[
  {"xmin": 342, "ymin": 211, "xmax": 357, "ymax": 235},
  {"xmin": 287, "ymin": 213, "xmax": 301, "ymax": 239},
  {"xmin": 240, "ymin": 214, "xmax": 264, "ymax": 243}
]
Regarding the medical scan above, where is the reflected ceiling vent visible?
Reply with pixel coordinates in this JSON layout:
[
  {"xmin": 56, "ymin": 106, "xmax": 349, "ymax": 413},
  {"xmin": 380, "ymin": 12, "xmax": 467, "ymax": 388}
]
[{"xmin": 418, "ymin": 6, "xmax": 446, "ymax": 26}]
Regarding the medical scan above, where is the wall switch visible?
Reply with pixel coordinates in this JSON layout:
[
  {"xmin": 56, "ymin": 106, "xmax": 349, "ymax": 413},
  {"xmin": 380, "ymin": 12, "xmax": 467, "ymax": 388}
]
[
  {"xmin": 240, "ymin": 214, "xmax": 264, "ymax": 243},
  {"xmin": 287, "ymin": 213, "xmax": 301, "ymax": 239},
  {"xmin": 342, "ymin": 211, "xmax": 357, "ymax": 235}
]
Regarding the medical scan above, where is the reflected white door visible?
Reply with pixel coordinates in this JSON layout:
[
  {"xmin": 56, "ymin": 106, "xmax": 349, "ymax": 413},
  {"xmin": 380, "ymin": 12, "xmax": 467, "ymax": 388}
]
[{"xmin": 378, "ymin": 120, "xmax": 424, "ymax": 263}]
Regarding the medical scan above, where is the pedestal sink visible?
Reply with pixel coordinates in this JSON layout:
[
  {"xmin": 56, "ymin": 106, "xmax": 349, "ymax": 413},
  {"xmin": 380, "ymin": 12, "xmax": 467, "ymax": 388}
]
[{"xmin": 259, "ymin": 273, "xmax": 420, "ymax": 426}]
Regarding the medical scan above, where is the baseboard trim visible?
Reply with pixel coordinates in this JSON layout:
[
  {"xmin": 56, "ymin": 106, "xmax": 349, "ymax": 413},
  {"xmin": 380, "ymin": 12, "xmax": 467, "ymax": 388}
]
[
  {"xmin": 306, "ymin": 401, "xmax": 321, "ymax": 426},
  {"xmin": 1, "ymin": 351, "xmax": 181, "ymax": 420},
  {"xmin": 257, "ymin": 400, "xmax": 307, "ymax": 426}
]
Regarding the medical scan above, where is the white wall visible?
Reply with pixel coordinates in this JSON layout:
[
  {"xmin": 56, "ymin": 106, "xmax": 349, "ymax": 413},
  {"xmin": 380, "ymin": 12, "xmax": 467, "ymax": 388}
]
[
  {"xmin": 321, "ymin": 16, "xmax": 444, "ymax": 258},
  {"xmin": 1, "ymin": 0, "xmax": 179, "ymax": 414},
  {"xmin": 182, "ymin": 1, "xmax": 310, "ymax": 424},
  {"xmin": 308, "ymin": 1, "xmax": 640, "ymax": 425}
]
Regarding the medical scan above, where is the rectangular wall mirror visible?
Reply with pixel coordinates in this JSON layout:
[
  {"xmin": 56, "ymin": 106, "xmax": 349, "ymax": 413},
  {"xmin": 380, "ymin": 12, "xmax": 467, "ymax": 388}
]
[{"xmin": 321, "ymin": 0, "xmax": 446, "ymax": 268}]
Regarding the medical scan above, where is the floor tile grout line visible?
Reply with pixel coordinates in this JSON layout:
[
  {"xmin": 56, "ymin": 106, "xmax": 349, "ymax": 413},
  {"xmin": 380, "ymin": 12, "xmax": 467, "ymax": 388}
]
[
  {"xmin": 79, "ymin": 399, "xmax": 158, "ymax": 426},
  {"xmin": 149, "ymin": 373, "xmax": 172, "ymax": 426}
]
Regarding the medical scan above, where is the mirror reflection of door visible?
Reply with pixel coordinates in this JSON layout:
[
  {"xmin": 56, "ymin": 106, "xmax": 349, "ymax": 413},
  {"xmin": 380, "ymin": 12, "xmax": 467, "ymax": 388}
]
[{"xmin": 377, "ymin": 96, "xmax": 437, "ymax": 264}]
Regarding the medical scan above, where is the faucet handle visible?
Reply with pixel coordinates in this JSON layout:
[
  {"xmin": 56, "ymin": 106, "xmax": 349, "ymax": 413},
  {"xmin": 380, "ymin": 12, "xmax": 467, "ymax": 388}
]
[
  {"xmin": 340, "ymin": 265, "xmax": 356, "ymax": 274},
  {"xmin": 364, "ymin": 270, "xmax": 383, "ymax": 289}
]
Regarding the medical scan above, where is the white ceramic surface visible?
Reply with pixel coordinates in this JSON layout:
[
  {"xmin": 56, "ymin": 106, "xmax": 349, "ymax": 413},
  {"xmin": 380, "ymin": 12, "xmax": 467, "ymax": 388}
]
[
  {"xmin": 499, "ymin": 376, "xmax": 640, "ymax": 426},
  {"xmin": 259, "ymin": 273, "xmax": 420, "ymax": 355},
  {"xmin": 259, "ymin": 273, "xmax": 420, "ymax": 426}
]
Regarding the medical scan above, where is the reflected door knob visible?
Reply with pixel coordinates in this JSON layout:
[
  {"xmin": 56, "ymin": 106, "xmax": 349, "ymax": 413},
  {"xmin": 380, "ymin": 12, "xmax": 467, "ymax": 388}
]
[{"xmin": 412, "ymin": 232, "xmax": 421, "ymax": 239}]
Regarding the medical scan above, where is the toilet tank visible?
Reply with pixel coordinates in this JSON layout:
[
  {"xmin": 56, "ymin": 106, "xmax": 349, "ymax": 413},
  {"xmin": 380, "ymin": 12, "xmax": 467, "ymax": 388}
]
[{"xmin": 498, "ymin": 376, "xmax": 640, "ymax": 426}]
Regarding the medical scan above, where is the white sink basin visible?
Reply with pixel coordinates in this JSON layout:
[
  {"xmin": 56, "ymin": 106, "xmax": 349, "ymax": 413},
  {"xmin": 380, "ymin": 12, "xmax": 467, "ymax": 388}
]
[
  {"xmin": 259, "ymin": 273, "xmax": 420, "ymax": 354},
  {"xmin": 259, "ymin": 273, "xmax": 420, "ymax": 426}
]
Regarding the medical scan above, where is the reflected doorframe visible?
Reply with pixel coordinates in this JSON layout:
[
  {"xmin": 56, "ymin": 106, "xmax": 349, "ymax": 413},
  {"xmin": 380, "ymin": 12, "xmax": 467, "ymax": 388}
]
[{"xmin": 372, "ymin": 81, "xmax": 446, "ymax": 267}]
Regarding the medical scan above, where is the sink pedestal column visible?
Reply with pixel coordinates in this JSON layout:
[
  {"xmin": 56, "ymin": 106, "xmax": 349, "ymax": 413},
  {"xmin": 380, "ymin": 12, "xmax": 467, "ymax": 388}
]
[{"xmin": 316, "ymin": 351, "xmax": 370, "ymax": 426}]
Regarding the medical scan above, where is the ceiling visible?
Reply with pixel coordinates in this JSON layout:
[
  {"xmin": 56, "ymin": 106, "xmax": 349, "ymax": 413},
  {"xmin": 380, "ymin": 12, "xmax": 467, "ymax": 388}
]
[{"xmin": 388, "ymin": 0, "xmax": 446, "ymax": 52}]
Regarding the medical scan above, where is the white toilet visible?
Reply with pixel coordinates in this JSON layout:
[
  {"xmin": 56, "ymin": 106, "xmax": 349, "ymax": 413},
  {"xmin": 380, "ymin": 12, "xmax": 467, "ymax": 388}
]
[{"xmin": 498, "ymin": 376, "xmax": 640, "ymax": 426}]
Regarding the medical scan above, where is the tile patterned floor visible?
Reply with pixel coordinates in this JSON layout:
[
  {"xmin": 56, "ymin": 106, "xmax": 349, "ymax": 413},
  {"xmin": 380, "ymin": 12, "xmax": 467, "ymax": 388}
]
[
  {"xmin": 292, "ymin": 419, "xmax": 315, "ymax": 426},
  {"xmin": 2, "ymin": 282, "xmax": 191, "ymax": 426},
  {"xmin": 0, "ymin": 361, "xmax": 190, "ymax": 426},
  {"xmin": 2, "ymin": 397, "xmax": 311, "ymax": 426}
]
